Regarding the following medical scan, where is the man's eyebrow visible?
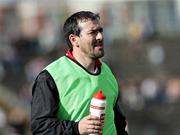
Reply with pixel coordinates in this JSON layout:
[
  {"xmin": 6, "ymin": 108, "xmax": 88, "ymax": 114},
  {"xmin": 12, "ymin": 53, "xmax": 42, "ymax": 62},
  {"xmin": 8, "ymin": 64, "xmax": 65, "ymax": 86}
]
[{"xmin": 90, "ymin": 27, "xmax": 103, "ymax": 32}]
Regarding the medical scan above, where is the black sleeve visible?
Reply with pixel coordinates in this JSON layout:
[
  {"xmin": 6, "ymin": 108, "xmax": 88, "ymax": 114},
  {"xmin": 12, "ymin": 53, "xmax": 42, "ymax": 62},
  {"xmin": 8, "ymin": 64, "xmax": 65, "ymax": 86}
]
[
  {"xmin": 31, "ymin": 70, "xmax": 80, "ymax": 135},
  {"xmin": 114, "ymin": 93, "xmax": 128, "ymax": 135}
]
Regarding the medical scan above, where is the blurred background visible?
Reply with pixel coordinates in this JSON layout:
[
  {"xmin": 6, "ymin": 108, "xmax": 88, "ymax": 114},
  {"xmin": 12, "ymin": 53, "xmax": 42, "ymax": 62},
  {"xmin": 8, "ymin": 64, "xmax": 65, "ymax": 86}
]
[{"xmin": 0, "ymin": 0, "xmax": 180, "ymax": 135}]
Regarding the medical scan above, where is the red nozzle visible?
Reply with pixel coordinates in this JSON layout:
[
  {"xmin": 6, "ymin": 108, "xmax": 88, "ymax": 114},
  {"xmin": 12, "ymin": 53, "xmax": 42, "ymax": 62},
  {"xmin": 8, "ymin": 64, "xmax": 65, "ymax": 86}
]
[{"xmin": 93, "ymin": 90, "xmax": 106, "ymax": 99}]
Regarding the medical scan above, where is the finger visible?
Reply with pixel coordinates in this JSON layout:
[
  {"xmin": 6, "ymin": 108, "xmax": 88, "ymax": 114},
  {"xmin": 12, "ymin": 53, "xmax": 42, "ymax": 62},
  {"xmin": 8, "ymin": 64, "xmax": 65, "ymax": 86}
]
[
  {"xmin": 88, "ymin": 124, "xmax": 102, "ymax": 130},
  {"xmin": 88, "ymin": 128, "xmax": 103, "ymax": 134},
  {"xmin": 86, "ymin": 126, "xmax": 103, "ymax": 134},
  {"xmin": 100, "ymin": 114, "xmax": 105, "ymax": 124},
  {"xmin": 100, "ymin": 119, "xmax": 104, "ymax": 124},
  {"xmin": 88, "ymin": 120, "xmax": 101, "ymax": 126},
  {"xmin": 88, "ymin": 114, "xmax": 98, "ymax": 120},
  {"xmin": 100, "ymin": 114, "xmax": 105, "ymax": 120},
  {"xmin": 86, "ymin": 114, "xmax": 92, "ymax": 120},
  {"xmin": 87, "ymin": 128, "xmax": 100, "ymax": 134},
  {"xmin": 89, "ymin": 115, "xmax": 100, "ymax": 120},
  {"xmin": 85, "ymin": 123, "xmax": 99, "ymax": 133}
]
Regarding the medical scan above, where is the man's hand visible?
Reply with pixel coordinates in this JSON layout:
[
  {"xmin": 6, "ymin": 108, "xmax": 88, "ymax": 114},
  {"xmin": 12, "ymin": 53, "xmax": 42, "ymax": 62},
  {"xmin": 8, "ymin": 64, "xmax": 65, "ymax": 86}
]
[{"xmin": 78, "ymin": 114, "xmax": 104, "ymax": 135}]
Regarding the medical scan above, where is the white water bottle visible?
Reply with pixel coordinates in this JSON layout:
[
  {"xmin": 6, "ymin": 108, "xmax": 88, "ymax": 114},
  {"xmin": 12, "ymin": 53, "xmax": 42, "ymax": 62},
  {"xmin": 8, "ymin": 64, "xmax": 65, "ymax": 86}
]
[{"xmin": 89, "ymin": 90, "xmax": 106, "ymax": 135}]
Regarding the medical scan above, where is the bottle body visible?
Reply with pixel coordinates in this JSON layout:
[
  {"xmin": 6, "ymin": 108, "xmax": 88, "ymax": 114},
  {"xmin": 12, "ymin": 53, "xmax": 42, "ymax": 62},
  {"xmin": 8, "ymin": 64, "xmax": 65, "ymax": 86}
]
[
  {"xmin": 89, "ymin": 90, "xmax": 106, "ymax": 135},
  {"xmin": 90, "ymin": 98, "xmax": 106, "ymax": 118}
]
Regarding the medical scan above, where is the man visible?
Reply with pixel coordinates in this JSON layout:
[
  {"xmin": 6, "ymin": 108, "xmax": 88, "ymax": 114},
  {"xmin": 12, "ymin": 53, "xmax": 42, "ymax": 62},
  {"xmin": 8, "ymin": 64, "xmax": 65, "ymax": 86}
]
[{"xmin": 31, "ymin": 11, "xmax": 128, "ymax": 135}]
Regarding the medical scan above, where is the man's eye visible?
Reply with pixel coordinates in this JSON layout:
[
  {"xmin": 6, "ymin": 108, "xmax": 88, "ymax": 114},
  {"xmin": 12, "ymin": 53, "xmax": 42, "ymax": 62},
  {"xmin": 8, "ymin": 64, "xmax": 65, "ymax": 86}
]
[
  {"xmin": 88, "ymin": 31, "xmax": 96, "ymax": 35},
  {"xmin": 99, "ymin": 28, "xmax": 103, "ymax": 33}
]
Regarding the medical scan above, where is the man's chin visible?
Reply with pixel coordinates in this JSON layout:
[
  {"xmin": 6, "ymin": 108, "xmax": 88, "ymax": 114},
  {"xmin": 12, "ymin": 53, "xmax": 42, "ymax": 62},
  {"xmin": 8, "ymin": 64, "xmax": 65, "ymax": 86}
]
[{"xmin": 95, "ymin": 52, "xmax": 104, "ymax": 59}]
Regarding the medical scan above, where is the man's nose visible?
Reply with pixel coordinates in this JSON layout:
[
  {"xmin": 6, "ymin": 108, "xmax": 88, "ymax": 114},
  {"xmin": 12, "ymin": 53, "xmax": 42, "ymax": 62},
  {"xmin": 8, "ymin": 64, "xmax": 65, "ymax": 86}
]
[{"xmin": 96, "ymin": 32, "xmax": 103, "ymax": 40}]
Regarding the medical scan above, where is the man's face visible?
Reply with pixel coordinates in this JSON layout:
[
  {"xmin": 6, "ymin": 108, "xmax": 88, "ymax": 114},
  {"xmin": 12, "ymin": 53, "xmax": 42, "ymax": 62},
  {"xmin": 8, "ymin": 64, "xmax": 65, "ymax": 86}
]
[{"xmin": 77, "ymin": 19, "xmax": 104, "ymax": 59}]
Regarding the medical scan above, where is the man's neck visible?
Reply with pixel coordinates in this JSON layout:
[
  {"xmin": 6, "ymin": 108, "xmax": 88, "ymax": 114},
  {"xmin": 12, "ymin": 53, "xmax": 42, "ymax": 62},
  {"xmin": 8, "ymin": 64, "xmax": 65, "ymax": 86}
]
[
  {"xmin": 66, "ymin": 49, "xmax": 101, "ymax": 73},
  {"xmin": 72, "ymin": 51, "xmax": 96, "ymax": 73}
]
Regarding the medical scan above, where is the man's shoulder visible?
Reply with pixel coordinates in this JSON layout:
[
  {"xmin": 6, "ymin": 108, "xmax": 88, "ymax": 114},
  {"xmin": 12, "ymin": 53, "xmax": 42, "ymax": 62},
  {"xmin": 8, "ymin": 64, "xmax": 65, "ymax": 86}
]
[
  {"xmin": 45, "ymin": 56, "xmax": 66, "ymax": 69},
  {"xmin": 101, "ymin": 61, "xmax": 111, "ymax": 69}
]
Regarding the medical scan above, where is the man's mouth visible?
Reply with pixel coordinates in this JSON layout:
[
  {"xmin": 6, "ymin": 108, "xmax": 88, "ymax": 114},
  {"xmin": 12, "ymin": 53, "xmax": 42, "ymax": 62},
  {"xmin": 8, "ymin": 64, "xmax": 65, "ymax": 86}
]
[
  {"xmin": 95, "ymin": 44, "xmax": 103, "ymax": 47},
  {"xmin": 94, "ymin": 44, "xmax": 104, "ymax": 50},
  {"xmin": 94, "ymin": 41, "xmax": 103, "ymax": 47}
]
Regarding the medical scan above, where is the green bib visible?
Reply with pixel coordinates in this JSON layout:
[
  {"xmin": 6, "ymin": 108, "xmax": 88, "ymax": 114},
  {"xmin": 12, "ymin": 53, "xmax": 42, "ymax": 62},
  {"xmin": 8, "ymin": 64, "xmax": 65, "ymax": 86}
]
[{"xmin": 45, "ymin": 56, "xmax": 118, "ymax": 135}]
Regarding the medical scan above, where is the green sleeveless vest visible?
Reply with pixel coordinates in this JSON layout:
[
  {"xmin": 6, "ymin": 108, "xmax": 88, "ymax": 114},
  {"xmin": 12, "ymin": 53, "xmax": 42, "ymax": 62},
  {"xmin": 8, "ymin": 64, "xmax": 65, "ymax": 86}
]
[{"xmin": 45, "ymin": 56, "xmax": 118, "ymax": 135}]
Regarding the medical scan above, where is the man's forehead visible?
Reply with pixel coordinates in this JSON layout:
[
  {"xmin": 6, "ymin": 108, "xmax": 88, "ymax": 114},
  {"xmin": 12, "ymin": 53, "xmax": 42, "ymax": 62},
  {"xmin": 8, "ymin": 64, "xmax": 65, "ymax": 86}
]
[{"xmin": 78, "ymin": 19, "xmax": 101, "ymax": 29}]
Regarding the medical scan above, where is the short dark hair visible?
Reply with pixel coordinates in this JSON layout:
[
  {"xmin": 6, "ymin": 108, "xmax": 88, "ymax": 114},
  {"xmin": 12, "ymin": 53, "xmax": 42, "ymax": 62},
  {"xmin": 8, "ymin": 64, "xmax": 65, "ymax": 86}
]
[{"xmin": 63, "ymin": 11, "xmax": 100, "ymax": 48}]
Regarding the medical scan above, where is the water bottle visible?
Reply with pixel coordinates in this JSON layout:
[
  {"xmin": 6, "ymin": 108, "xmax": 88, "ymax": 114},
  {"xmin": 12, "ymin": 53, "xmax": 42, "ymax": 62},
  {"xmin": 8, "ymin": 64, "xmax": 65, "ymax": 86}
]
[{"xmin": 89, "ymin": 90, "xmax": 106, "ymax": 135}]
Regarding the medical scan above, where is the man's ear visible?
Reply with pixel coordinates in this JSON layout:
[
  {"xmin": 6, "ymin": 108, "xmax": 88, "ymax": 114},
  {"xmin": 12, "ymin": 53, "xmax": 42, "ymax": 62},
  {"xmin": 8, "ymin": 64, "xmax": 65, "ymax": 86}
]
[{"xmin": 69, "ymin": 34, "xmax": 79, "ymax": 47}]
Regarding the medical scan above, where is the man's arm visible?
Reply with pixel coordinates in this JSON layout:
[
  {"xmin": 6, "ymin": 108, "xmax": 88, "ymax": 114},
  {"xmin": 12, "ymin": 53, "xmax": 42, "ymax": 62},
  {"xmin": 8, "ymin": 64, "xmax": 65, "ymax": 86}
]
[
  {"xmin": 31, "ymin": 70, "xmax": 79, "ymax": 135},
  {"xmin": 114, "ymin": 93, "xmax": 128, "ymax": 135}
]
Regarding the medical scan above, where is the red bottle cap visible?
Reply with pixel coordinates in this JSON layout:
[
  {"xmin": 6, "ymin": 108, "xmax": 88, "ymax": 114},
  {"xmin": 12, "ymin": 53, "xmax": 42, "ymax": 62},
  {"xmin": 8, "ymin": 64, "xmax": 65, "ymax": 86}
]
[{"xmin": 93, "ymin": 90, "xmax": 106, "ymax": 99}]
